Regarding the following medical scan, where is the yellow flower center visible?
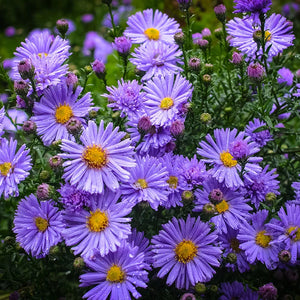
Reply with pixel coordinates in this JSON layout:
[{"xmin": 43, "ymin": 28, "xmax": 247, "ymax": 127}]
[
  {"xmin": 265, "ymin": 30, "xmax": 272, "ymax": 42},
  {"xmin": 220, "ymin": 151, "xmax": 237, "ymax": 168},
  {"xmin": 82, "ymin": 145, "xmax": 108, "ymax": 169},
  {"xmin": 287, "ymin": 226, "xmax": 300, "ymax": 241},
  {"xmin": 160, "ymin": 97, "xmax": 174, "ymax": 110},
  {"xmin": 55, "ymin": 104, "xmax": 73, "ymax": 124},
  {"xmin": 38, "ymin": 52, "xmax": 48, "ymax": 58},
  {"xmin": 0, "ymin": 162, "xmax": 12, "ymax": 176},
  {"xmin": 167, "ymin": 176, "xmax": 178, "ymax": 189},
  {"xmin": 255, "ymin": 230, "xmax": 272, "ymax": 248},
  {"xmin": 35, "ymin": 217, "xmax": 49, "ymax": 232},
  {"xmin": 144, "ymin": 27, "xmax": 160, "ymax": 40},
  {"xmin": 230, "ymin": 238, "xmax": 241, "ymax": 253},
  {"xmin": 87, "ymin": 209, "xmax": 109, "ymax": 232},
  {"xmin": 253, "ymin": 30, "xmax": 272, "ymax": 42},
  {"xmin": 174, "ymin": 239, "xmax": 198, "ymax": 263},
  {"xmin": 215, "ymin": 199, "xmax": 229, "ymax": 213},
  {"xmin": 106, "ymin": 264, "xmax": 125, "ymax": 283},
  {"xmin": 135, "ymin": 178, "xmax": 148, "ymax": 189}
]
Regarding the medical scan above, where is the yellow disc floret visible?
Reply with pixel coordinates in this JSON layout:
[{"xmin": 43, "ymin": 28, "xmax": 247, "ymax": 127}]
[
  {"xmin": 55, "ymin": 104, "xmax": 73, "ymax": 124},
  {"xmin": 160, "ymin": 97, "xmax": 174, "ymax": 110},
  {"xmin": 174, "ymin": 239, "xmax": 198, "ymax": 263},
  {"xmin": 287, "ymin": 226, "xmax": 300, "ymax": 241},
  {"xmin": 144, "ymin": 28, "xmax": 160, "ymax": 40},
  {"xmin": 220, "ymin": 151, "xmax": 237, "ymax": 168},
  {"xmin": 265, "ymin": 30, "xmax": 272, "ymax": 42},
  {"xmin": 35, "ymin": 217, "xmax": 49, "ymax": 232},
  {"xmin": 0, "ymin": 162, "xmax": 12, "ymax": 176},
  {"xmin": 230, "ymin": 238, "xmax": 241, "ymax": 253},
  {"xmin": 135, "ymin": 178, "xmax": 148, "ymax": 189},
  {"xmin": 167, "ymin": 176, "xmax": 178, "ymax": 189},
  {"xmin": 38, "ymin": 52, "xmax": 48, "ymax": 58},
  {"xmin": 106, "ymin": 264, "xmax": 125, "ymax": 283},
  {"xmin": 87, "ymin": 209, "xmax": 109, "ymax": 232},
  {"xmin": 255, "ymin": 230, "xmax": 272, "ymax": 248},
  {"xmin": 82, "ymin": 145, "xmax": 107, "ymax": 169},
  {"xmin": 215, "ymin": 199, "xmax": 229, "ymax": 213}
]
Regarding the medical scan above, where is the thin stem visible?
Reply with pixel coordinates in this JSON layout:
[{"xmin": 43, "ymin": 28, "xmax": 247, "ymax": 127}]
[
  {"xmin": 259, "ymin": 13, "xmax": 269, "ymax": 74},
  {"xmin": 108, "ymin": 4, "xmax": 117, "ymax": 38}
]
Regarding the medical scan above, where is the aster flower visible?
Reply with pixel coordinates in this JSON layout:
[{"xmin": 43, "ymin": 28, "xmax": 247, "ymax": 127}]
[
  {"xmin": 0, "ymin": 138, "xmax": 32, "ymax": 199},
  {"xmin": 197, "ymin": 128, "xmax": 262, "ymax": 189},
  {"xmin": 143, "ymin": 73, "xmax": 193, "ymax": 127},
  {"xmin": 130, "ymin": 41, "xmax": 183, "ymax": 81},
  {"xmin": 277, "ymin": 67, "xmax": 294, "ymax": 86},
  {"xmin": 63, "ymin": 190, "xmax": 132, "ymax": 259},
  {"xmin": 218, "ymin": 225, "xmax": 250, "ymax": 273},
  {"xmin": 31, "ymin": 83, "xmax": 93, "ymax": 146},
  {"xmin": 58, "ymin": 183, "xmax": 91, "ymax": 212},
  {"xmin": 237, "ymin": 210, "xmax": 281, "ymax": 269},
  {"xmin": 245, "ymin": 118, "xmax": 273, "ymax": 148},
  {"xmin": 242, "ymin": 165, "xmax": 280, "ymax": 209},
  {"xmin": 60, "ymin": 120, "xmax": 136, "ymax": 194},
  {"xmin": 194, "ymin": 177, "xmax": 252, "ymax": 233},
  {"xmin": 159, "ymin": 153, "xmax": 188, "ymax": 208},
  {"xmin": 80, "ymin": 243, "xmax": 148, "ymax": 300},
  {"xmin": 0, "ymin": 107, "xmax": 4, "ymax": 137},
  {"xmin": 11, "ymin": 30, "xmax": 70, "ymax": 91},
  {"xmin": 226, "ymin": 14, "xmax": 295, "ymax": 59},
  {"xmin": 13, "ymin": 194, "xmax": 64, "ymax": 258},
  {"xmin": 120, "ymin": 155, "xmax": 169, "ymax": 210},
  {"xmin": 233, "ymin": 0, "xmax": 272, "ymax": 14},
  {"xmin": 219, "ymin": 281, "xmax": 258, "ymax": 300},
  {"xmin": 266, "ymin": 204, "xmax": 300, "ymax": 264},
  {"xmin": 177, "ymin": 154, "xmax": 207, "ymax": 190},
  {"xmin": 151, "ymin": 215, "xmax": 221, "ymax": 289},
  {"xmin": 102, "ymin": 79, "xmax": 145, "ymax": 119},
  {"xmin": 102, "ymin": 5, "xmax": 132, "ymax": 28},
  {"xmin": 124, "ymin": 9, "xmax": 180, "ymax": 45},
  {"xmin": 3, "ymin": 108, "xmax": 28, "ymax": 134},
  {"xmin": 292, "ymin": 176, "xmax": 300, "ymax": 202}
]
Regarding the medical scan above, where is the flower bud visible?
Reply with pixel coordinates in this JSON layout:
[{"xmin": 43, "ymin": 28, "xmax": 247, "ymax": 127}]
[
  {"xmin": 49, "ymin": 245, "xmax": 60, "ymax": 255},
  {"xmin": 73, "ymin": 257, "xmax": 85, "ymax": 269},
  {"xmin": 18, "ymin": 59, "xmax": 35, "ymax": 80},
  {"xmin": 112, "ymin": 36, "xmax": 132, "ymax": 55},
  {"xmin": 56, "ymin": 19, "xmax": 69, "ymax": 37},
  {"xmin": 170, "ymin": 120, "xmax": 185, "ymax": 136},
  {"xmin": 49, "ymin": 155, "xmax": 63, "ymax": 169},
  {"xmin": 22, "ymin": 120, "xmax": 36, "ymax": 133},
  {"xmin": 92, "ymin": 59, "xmax": 106, "ymax": 79},
  {"xmin": 165, "ymin": 140, "xmax": 176, "ymax": 153},
  {"xmin": 195, "ymin": 39, "xmax": 209, "ymax": 49},
  {"xmin": 202, "ymin": 74, "xmax": 211, "ymax": 85},
  {"xmin": 180, "ymin": 293, "xmax": 196, "ymax": 300},
  {"xmin": 209, "ymin": 188, "xmax": 223, "ymax": 202},
  {"xmin": 182, "ymin": 190, "xmax": 194, "ymax": 202},
  {"xmin": 189, "ymin": 57, "xmax": 201, "ymax": 71},
  {"xmin": 89, "ymin": 109, "xmax": 98, "ymax": 119},
  {"xmin": 65, "ymin": 72, "xmax": 78, "ymax": 87},
  {"xmin": 39, "ymin": 170, "xmax": 50, "ymax": 181},
  {"xmin": 14, "ymin": 80, "xmax": 29, "ymax": 98},
  {"xmin": 247, "ymin": 62, "xmax": 265, "ymax": 82},
  {"xmin": 138, "ymin": 116, "xmax": 152, "ymax": 133},
  {"xmin": 258, "ymin": 283, "xmax": 278, "ymax": 300},
  {"xmin": 174, "ymin": 31, "xmax": 185, "ymax": 47},
  {"xmin": 4, "ymin": 236, "xmax": 15, "ymax": 246},
  {"xmin": 200, "ymin": 113, "xmax": 212, "ymax": 123},
  {"xmin": 201, "ymin": 28, "xmax": 212, "ymax": 41},
  {"xmin": 209, "ymin": 285, "xmax": 218, "ymax": 293},
  {"xmin": 230, "ymin": 52, "xmax": 243, "ymax": 65},
  {"xmin": 296, "ymin": 69, "xmax": 300, "ymax": 78},
  {"xmin": 16, "ymin": 96, "xmax": 26, "ymax": 108},
  {"xmin": 194, "ymin": 283, "xmax": 206, "ymax": 294},
  {"xmin": 265, "ymin": 192, "xmax": 276, "ymax": 202},
  {"xmin": 177, "ymin": 0, "xmax": 192, "ymax": 11},
  {"xmin": 279, "ymin": 250, "xmax": 291, "ymax": 263},
  {"xmin": 226, "ymin": 252, "xmax": 237, "ymax": 264},
  {"xmin": 37, "ymin": 183, "xmax": 52, "ymax": 200},
  {"xmin": 203, "ymin": 203, "xmax": 216, "ymax": 214},
  {"xmin": 204, "ymin": 63, "xmax": 214, "ymax": 74},
  {"xmin": 66, "ymin": 117, "xmax": 82, "ymax": 135},
  {"xmin": 214, "ymin": 4, "xmax": 226, "ymax": 23},
  {"xmin": 214, "ymin": 28, "xmax": 223, "ymax": 39}
]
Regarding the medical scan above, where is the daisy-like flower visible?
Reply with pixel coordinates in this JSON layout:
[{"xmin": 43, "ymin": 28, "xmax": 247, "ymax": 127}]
[
  {"xmin": 120, "ymin": 155, "xmax": 169, "ymax": 210},
  {"xmin": 194, "ymin": 177, "xmax": 252, "ymax": 233},
  {"xmin": 63, "ymin": 190, "xmax": 132, "ymax": 259},
  {"xmin": 130, "ymin": 41, "xmax": 183, "ymax": 81},
  {"xmin": 32, "ymin": 83, "xmax": 93, "ymax": 146},
  {"xmin": 103, "ymin": 79, "xmax": 145, "ymax": 119},
  {"xmin": 219, "ymin": 281, "xmax": 258, "ymax": 300},
  {"xmin": 60, "ymin": 120, "xmax": 136, "ymax": 194},
  {"xmin": 237, "ymin": 210, "xmax": 281, "ymax": 270},
  {"xmin": 143, "ymin": 73, "xmax": 193, "ymax": 127},
  {"xmin": 245, "ymin": 118, "xmax": 273, "ymax": 148},
  {"xmin": 13, "ymin": 194, "xmax": 64, "ymax": 258},
  {"xmin": 197, "ymin": 128, "xmax": 262, "ymax": 189},
  {"xmin": 11, "ymin": 30, "xmax": 70, "ymax": 91},
  {"xmin": 159, "ymin": 153, "xmax": 188, "ymax": 208},
  {"xmin": 266, "ymin": 204, "xmax": 300, "ymax": 264},
  {"xmin": 277, "ymin": 67, "xmax": 294, "ymax": 86},
  {"xmin": 242, "ymin": 165, "xmax": 280, "ymax": 209},
  {"xmin": 0, "ymin": 138, "xmax": 32, "ymax": 199},
  {"xmin": 226, "ymin": 14, "xmax": 295, "ymax": 59},
  {"xmin": 233, "ymin": 0, "xmax": 272, "ymax": 14},
  {"xmin": 124, "ymin": 9, "xmax": 180, "ymax": 45},
  {"xmin": 152, "ymin": 215, "xmax": 221, "ymax": 289},
  {"xmin": 80, "ymin": 243, "xmax": 148, "ymax": 300},
  {"xmin": 218, "ymin": 225, "xmax": 250, "ymax": 273}
]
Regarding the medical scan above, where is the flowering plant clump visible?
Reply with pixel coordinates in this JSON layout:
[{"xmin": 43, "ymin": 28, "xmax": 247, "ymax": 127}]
[{"xmin": 0, "ymin": 0, "xmax": 300, "ymax": 299}]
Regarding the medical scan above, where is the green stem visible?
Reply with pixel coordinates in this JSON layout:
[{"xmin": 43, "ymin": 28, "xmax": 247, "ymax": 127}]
[
  {"xmin": 259, "ymin": 13, "xmax": 269, "ymax": 74},
  {"xmin": 108, "ymin": 4, "xmax": 117, "ymax": 38}
]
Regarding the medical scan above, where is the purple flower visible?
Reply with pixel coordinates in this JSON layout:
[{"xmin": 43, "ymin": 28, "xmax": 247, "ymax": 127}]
[
  {"xmin": 0, "ymin": 107, "xmax": 5, "ymax": 137},
  {"xmin": 124, "ymin": 9, "xmax": 180, "ymax": 45},
  {"xmin": 233, "ymin": 0, "xmax": 272, "ymax": 14},
  {"xmin": 245, "ymin": 118, "xmax": 273, "ymax": 148},
  {"xmin": 194, "ymin": 177, "xmax": 252, "ymax": 233},
  {"xmin": 102, "ymin": 5, "xmax": 132, "ymax": 28},
  {"xmin": 31, "ymin": 83, "xmax": 93, "ymax": 146},
  {"xmin": 227, "ymin": 14, "xmax": 295, "ymax": 59},
  {"xmin": 242, "ymin": 165, "xmax": 280, "ymax": 209},
  {"xmin": 13, "ymin": 194, "xmax": 64, "ymax": 258},
  {"xmin": 192, "ymin": 33, "xmax": 202, "ymax": 44},
  {"xmin": 0, "ymin": 138, "xmax": 32, "ymax": 199},
  {"xmin": 63, "ymin": 190, "xmax": 132, "ymax": 259},
  {"xmin": 282, "ymin": 3, "xmax": 300, "ymax": 18},
  {"xmin": 220, "ymin": 281, "xmax": 258, "ymax": 300},
  {"xmin": 5, "ymin": 26, "xmax": 16, "ymax": 37},
  {"xmin": 3, "ymin": 108, "xmax": 28, "ymax": 134},
  {"xmin": 103, "ymin": 79, "xmax": 145, "ymax": 119},
  {"xmin": 143, "ymin": 73, "xmax": 193, "ymax": 127},
  {"xmin": 112, "ymin": 36, "xmax": 132, "ymax": 54},
  {"xmin": 258, "ymin": 283, "xmax": 278, "ymax": 300},
  {"xmin": 238, "ymin": 210, "xmax": 281, "ymax": 270},
  {"xmin": 151, "ymin": 215, "xmax": 221, "ymax": 289},
  {"xmin": 60, "ymin": 120, "xmax": 136, "ymax": 194},
  {"xmin": 278, "ymin": 67, "xmax": 294, "ymax": 86},
  {"xmin": 130, "ymin": 41, "xmax": 183, "ymax": 81},
  {"xmin": 197, "ymin": 128, "xmax": 262, "ymax": 189},
  {"xmin": 292, "ymin": 177, "xmax": 300, "ymax": 202},
  {"xmin": 120, "ymin": 155, "xmax": 169, "ymax": 210},
  {"xmin": 247, "ymin": 62, "xmax": 265, "ymax": 81},
  {"xmin": 267, "ymin": 204, "xmax": 300, "ymax": 264},
  {"xmin": 81, "ymin": 13, "xmax": 94, "ymax": 23},
  {"xmin": 58, "ymin": 183, "xmax": 91, "ymax": 211},
  {"xmin": 80, "ymin": 243, "xmax": 148, "ymax": 299}
]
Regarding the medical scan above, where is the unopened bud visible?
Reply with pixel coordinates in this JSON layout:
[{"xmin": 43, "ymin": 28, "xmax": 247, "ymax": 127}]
[
  {"xmin": 66, "ymin": 117, "xmax": 82, "ymax": 135},
  {"xmin": 49, "ymin": 155, "xmax": 63, "ymax": 169},
  {"xmin": 226, "ymin": 252, "xmax": 237, "ymax": 264},
  {"xmin": 22, "ymin": 120, "xmax": 36, "ymax": 133},
  {"xmin": 56, "ymin": 19, "xmax": 69, "ymax": 37},
  {"xmin": 14, "ymin": 80, "xmax": 29, "ymax": 98},
  {"xmin": 73, "ymin": 257, "xmax": 85, "ymax": 269},
  {"xmin": 182, "ymin": 190, "xmax": 194, "ymax": 202},
  {"xmin": 279, "ymin": 250, "xmax": 291, "ymax": 263},
  {"xmin": 214, "ymin": 4, "xmax": 226, "ymax": 23},
  {"xmin": 265, "ymin": 192, "xmax": 276, "ymax": 202},
  {"xmin": 200, "ymin": 113, "xmax": 212, "ymax": 123},
  {"xmin": 202, "ymin": 74, "xmax": 211, "ymax": 85},
  {"xmin": 174, "ymin": 31, "xmax": 185, "ymax": 46},
  {"xmin": 39, "ymin": 170, "xmax": 50, "ymax": 181},
  {"xmin": 18, "ymin": 59, "xmax": 35, "ymax": 80},
  {"xmin": 203, "ymin": 203, "xmax": 216, "ymax": 214},
  {"xmin": 189, "ymin": 57, "xmax": 201, "ymax": 71},
  {"xmin": 194, "ymin": 283, "xmax": 206, "ymax": 294}
]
